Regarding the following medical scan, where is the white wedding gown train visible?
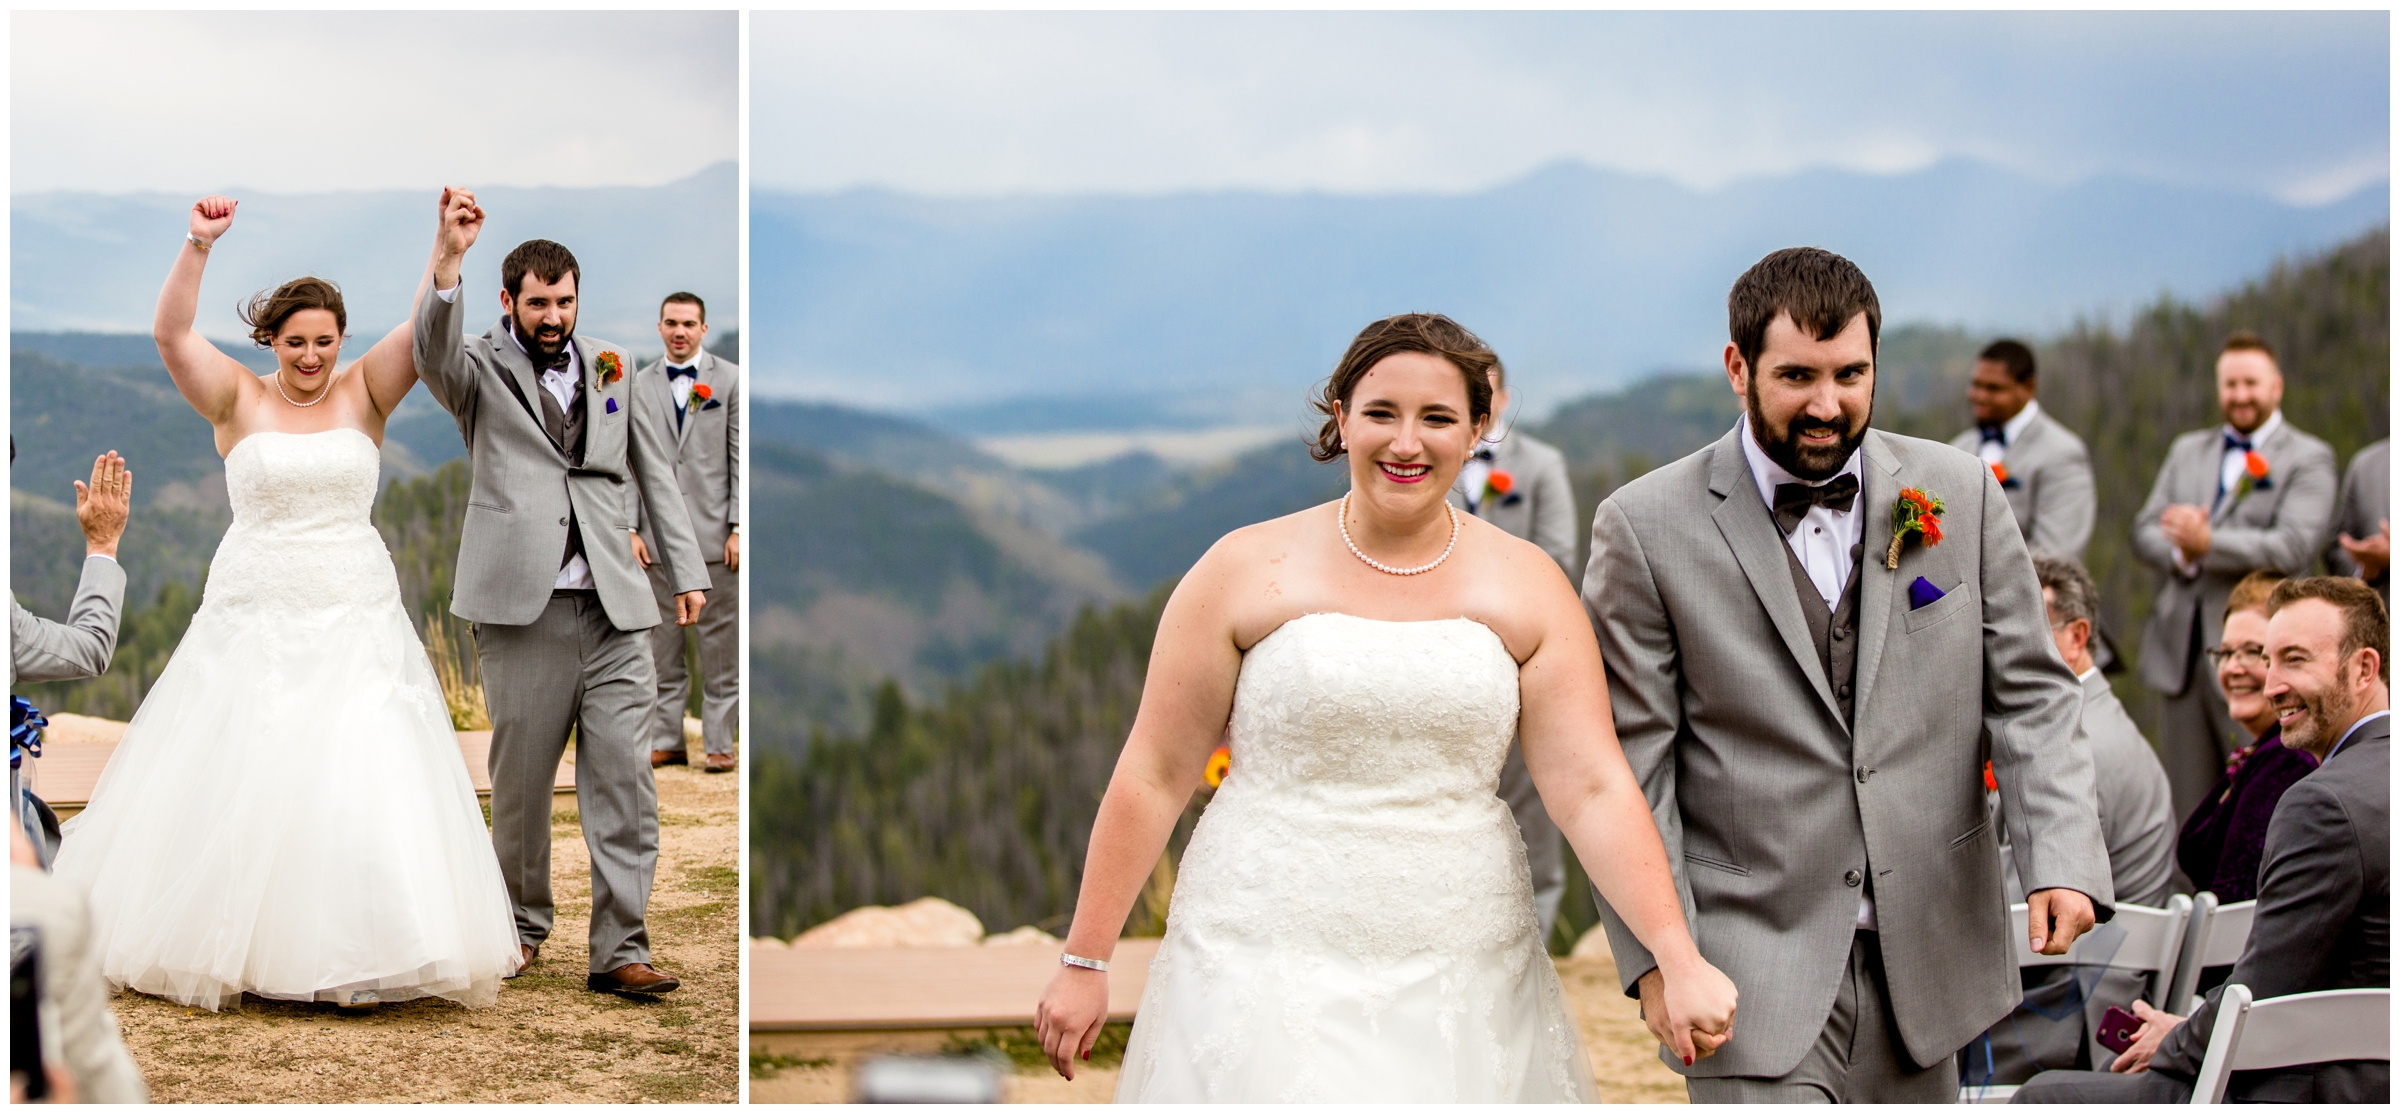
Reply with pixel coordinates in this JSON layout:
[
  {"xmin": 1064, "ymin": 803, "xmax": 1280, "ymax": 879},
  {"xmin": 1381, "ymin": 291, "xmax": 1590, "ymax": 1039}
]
[
  {"xmin": 1116, "ymin": 613, "xmax": 1598, "ymax": 1102},
  {"xmin": 53, "ymin": 429, "xmax": 519, "ymax": 1010}
]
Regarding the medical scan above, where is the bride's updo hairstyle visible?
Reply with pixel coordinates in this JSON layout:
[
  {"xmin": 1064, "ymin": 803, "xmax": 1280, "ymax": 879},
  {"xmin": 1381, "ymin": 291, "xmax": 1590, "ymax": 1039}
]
[
  {"xmin": 1310, "ymin": 313, "xmax": 1497, "ymax": 463},
  {"xmin": 240, "ymin": 277, "xmax": 348, "ymax": 347}
]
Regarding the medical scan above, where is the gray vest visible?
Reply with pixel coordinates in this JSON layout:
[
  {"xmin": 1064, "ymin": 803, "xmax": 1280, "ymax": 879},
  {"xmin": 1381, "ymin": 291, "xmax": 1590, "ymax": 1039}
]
[
  {"xmin": 1783, "ymin": 539, "xmax": 1865, "ymax": 726},
  {"xmin": 535, "ymin": 376, "xmax": 589, "ymax": 568}
]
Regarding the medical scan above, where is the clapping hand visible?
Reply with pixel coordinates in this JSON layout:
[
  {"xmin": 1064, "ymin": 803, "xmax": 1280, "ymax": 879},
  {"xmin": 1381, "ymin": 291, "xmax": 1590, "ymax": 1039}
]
[
  {"xmin": 190, "ymin": 195, "xmax": 236, "ymax": 247},
  {"xmin": 2339, "ymin": 519, "xmax": 2390, "ymax": 582},
  {"xmin": 2159, "ymin": 504, "xmax": 2212, "ymax": 564},
  {"xmin": 2107, "ymin": 998, "xmax": 2183, "ymax": 1074},
  {"xmin": 73, "ymin": 451, "xmax": 131, "ymax": 559}
]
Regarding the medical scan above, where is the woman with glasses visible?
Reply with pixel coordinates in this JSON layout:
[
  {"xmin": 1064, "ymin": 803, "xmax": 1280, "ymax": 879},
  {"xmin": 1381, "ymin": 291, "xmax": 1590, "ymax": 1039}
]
[{"xmin": 2174, "ymin": 570, "xmax": 2319, "ymax": 904}]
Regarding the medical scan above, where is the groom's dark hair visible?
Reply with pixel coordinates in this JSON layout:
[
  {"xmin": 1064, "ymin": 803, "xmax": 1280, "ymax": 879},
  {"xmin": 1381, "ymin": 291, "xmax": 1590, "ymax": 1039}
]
[
  {"xmin": 1311, "ymin": 314, "xmax": 1497, "ymax": 463},
  {"xmin": 1728, "ymin": 247, "xmax": 1880, "ymax": 374},
  {"xmin": 503, "ymin": 240, "xmax": 581, "ymax": 298}
]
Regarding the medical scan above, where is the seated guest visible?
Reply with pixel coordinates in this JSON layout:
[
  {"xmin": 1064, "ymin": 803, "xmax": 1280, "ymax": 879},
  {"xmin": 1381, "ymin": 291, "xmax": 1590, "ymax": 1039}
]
[
  {"xmin": 2176, "ymin": 571, "xmax": 2317, "ymax": 904},
  {"xmin": 1966, "ymin": 557, "xmax": 2176, "ymax": 1085},
  {"xmin": 9, "ymin": 823, "xmax": 148, "ymax": 1102},
  {"xmin": 2016, "ymin": 577, "xmax": 2389, "ymax": 1104}
]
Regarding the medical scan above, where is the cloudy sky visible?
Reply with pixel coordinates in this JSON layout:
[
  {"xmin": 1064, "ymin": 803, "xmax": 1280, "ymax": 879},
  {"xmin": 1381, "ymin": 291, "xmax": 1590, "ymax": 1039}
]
[
  {"xmin": 12, "ymin": 11, "xmax": 736, "ymax": 194},
  {"xmin": 756, "ymin": 10, "xmax": 2387, "ymax": 205}
]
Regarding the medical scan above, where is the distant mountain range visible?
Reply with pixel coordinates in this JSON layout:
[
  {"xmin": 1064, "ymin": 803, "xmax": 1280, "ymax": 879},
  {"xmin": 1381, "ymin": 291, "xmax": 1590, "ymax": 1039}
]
[
  {"xmin": 753, "ymin": 158, "xmax": 2386, "ymax": 429},
  {"xmin": 12, "ymin": 163, "xmax": 737, "ymax": 345}
]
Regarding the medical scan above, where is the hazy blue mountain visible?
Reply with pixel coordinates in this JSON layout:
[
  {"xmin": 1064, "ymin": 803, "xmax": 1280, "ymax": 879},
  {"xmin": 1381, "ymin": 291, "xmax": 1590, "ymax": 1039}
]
[
  {"xmin": 753, "ymin": 158, "xmax": 2385, "ymax": 425},
  {"xmin": 12, "ymin": 163, "xmax": 737, "ymax": 344}
]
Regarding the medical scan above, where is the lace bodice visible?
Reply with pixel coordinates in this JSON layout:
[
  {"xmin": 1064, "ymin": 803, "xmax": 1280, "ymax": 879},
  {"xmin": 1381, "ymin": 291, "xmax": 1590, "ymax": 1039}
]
[{"xmin": 203, "ymin": 428, "xmax": 401, "ymax": 614}]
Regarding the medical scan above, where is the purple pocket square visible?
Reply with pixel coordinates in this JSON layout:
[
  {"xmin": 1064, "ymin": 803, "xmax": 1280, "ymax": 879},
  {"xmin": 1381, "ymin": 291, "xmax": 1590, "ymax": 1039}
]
[
  {"xmin": 1908, "ymin": 576, "xmax": 1946, "ymax": 610},
  {"xmin": 605, "ymin": 397, "xmax": 619, "ymax": 414}
]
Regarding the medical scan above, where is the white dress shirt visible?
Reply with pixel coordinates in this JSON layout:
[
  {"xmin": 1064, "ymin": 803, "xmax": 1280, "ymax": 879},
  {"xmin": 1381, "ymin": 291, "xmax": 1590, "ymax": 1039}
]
[
  {"xmin": 1739, "ymin": 415, "xmax": 1877, "ymax": 928},
  {"xmin": 665, "ymin": 360, "xmax": 701, "ymax": 413},
  {"xmin": 1977, "ymin": 399, "xmax": 2043, "ymax": 468},
  {"xmin": 435, "ymin": 283, "xmax": 594, "ymax": 590},
  {"xmin": 2216, "ymin": 409, "xmax": 2285, "ymax": 508}
]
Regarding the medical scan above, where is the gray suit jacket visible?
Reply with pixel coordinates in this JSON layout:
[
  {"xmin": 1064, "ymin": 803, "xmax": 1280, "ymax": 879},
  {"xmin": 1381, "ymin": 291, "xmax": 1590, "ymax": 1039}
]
[
  {"xmin": 414, "ymin": 283, "xmax": 707, "ymax": 630},
  {"xmin": 630, "ymin": 350, "xmax": 741, "ymax": 557},
  {"xmin": 2133, "ymin": 418, "xmax": 2338, "ymax": 695},
  {"xmin": 9, "ymin": 556, "xmax": 125, "ymax": 685},
  {"xmin": 2149, "ymin": 717, "xmax": 2388, "ymax": 1102},
  {"xmin": 2326, "ymin": 438, "xmax": 2389, "ymax": 600},
  {"xmin": 2074, "ymin": 672, "xmax": 2177, "ymax": 908},
  {"xmin": 1948, "ymin": 409, "xmax": 2095, "ymax": 560},
  {"xmin": 1447, "ymin": 429, "xmax": 1576, "ymax": 581},
  {"xmin": 1585, "ymin": 426, "xmax": 2112, "ymax": 1077}
]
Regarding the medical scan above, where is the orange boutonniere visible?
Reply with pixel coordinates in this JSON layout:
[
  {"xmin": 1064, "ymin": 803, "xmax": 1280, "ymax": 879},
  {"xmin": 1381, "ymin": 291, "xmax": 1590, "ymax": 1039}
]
[
  {"xmin": 1983, "ymin": 760, "xmax": 1997, "ymax": 793},
  {"xmin": 2233, "ymin": 449, "xmax": 2272, "ymax": 501},
  {"xmin": 1203, "ymin": 745, "xmax": 1231, "ymax": 788},
  {"xmin": 1482, "ymin": 468, "xmax": 1515, "ymax": 506},
  {"xmin": 1989, "ymin": 461, "xmax": 2014, "ymax": 488},
  {"xmin": 595, "ymin": 350, "xmax": 624, "ymax": 388},
  {"xmin": 1885, "ymin": 487, "xmax": 1946, "ymax": 569},
  {"xmin": 689, "ymin": 381, "xmax": 722, "ymax": 410}
]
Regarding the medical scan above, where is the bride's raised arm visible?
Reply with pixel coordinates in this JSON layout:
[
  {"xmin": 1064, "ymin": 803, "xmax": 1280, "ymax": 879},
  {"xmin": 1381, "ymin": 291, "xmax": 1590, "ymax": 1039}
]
[
  {"xmin": 1033, "ymin": 540, "xmax": 1248, "ymax": 1080},
  {"xmin": 152, "ymin": 195, "xmax": 258, "ymax": 425},
  {"xmin": 355, "ymin": 188, "xmax": 480, "ymax": 418},
  {"xmin": 1514, "ymin": 565, "xmax": 1738, "ymax": 1067}
]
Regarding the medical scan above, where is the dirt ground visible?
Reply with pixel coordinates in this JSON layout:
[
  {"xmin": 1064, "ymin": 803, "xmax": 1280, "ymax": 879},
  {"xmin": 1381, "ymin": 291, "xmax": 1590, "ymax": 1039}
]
[
  {"xmin": 106, "ymin": 760, "xmax": 740, "ymax": 1104},
  {"xmin": 748, "ymin": 952, "xmax": 1687, "ymax": 1103}
]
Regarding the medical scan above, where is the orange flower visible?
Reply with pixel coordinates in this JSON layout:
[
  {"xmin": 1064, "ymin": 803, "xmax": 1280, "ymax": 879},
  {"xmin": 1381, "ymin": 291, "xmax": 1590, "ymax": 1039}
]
[
  {"xmin": 1983, "ymin": 761, "xmax": 1997, "ymax": 793},
  {"xmin": 1203, "ymin": 745, "xmax": 1231, "ymax": 788},
  {"xmin": 691, "ymin": 382, "xmax": 713, "ymax": 401},
  {"xmin": 1990, "ymin": 462, "xmax": 2009, "ymax": 486},
  {"xmin": 2244, "ymin": 450, "xmax": 2269, "ymax": 480},
  {"xmin": 1920, "ymin": 514, "xmax": 1943, "ymax": 546},
  {"xmin": 1487, "ymin": 469, "xmax": 1514, "ymax": 495}
]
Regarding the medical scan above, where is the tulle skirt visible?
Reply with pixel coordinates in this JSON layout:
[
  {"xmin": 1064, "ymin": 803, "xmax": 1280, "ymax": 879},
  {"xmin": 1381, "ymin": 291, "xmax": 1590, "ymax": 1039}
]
[{"xmin": 52, "ymin": 591, "xmax": 519, "ymax": 1010}]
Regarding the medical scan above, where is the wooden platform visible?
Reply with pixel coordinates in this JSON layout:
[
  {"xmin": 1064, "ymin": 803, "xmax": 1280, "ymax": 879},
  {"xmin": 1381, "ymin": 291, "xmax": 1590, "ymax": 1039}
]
[
  {"xmin": 25, "ymin": 714, "xmax": 576, "ymax": 818},
  {"xmin": 748, "ymin": 938, "xmax": 1162, "ymax": 1033}
]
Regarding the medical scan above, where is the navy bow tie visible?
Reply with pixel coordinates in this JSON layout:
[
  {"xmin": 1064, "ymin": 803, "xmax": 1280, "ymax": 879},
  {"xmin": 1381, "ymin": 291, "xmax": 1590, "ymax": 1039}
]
[
  {"xmin": 1979, "ymin": 424, "xmax": 2006, "ymax": 446},
  {"xmin": 1473, "ymin": 447, "xmax": 1496, "ymax": 462},
  {"xmin": 2224, "ymin": 431, "xmax": 2253, "ymax": 453},
  {"xmin": 668, "ymin": 364, "xmax": 699, "ymax": 380}
]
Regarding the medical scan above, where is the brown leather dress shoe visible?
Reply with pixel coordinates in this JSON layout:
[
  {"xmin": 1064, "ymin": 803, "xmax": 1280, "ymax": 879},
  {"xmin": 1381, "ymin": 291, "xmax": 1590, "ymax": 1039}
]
[
  {"xmin": 704, "ymin": 753, "xmax": 736, "ymax": 773},
  {"xmin": 507, "ymin": 943, "xmax": 538, "ymax": 978},
  {"xmin": 588, "ymin": 962, "xmax": 680, "ymax": 996},
  {"xmin": 651, "ymin": 749, "xmax": 689, "ymax": 768}
]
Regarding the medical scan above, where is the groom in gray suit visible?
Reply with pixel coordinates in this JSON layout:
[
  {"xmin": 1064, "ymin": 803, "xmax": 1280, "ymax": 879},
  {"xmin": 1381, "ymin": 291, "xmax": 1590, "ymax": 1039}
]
[
  {"xmin": 1585, "ymin": 247, "xmax": 2112, "ymax": 1101},
  {"xmin": 2132, "ymin": 332, "xmax": 2337, "ymax": 821},
  {"xmin": 415, "ymin": 189, "xmax": 710, "ymax": 996}
]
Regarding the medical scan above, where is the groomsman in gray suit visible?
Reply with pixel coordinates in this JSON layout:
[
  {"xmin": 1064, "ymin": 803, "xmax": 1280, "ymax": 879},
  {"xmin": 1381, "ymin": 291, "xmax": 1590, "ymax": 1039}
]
[
  {"xmin": 2132, "ymin": 332, "xmax": 2337, "ymax": 821},
  {"xmin": 414, "ymin": 189, "xmax": 709, "ymax": 996},
  {"xmin": 10, "ymin": 448, "xmax": 131, "ymax": 863},
  {"xmin": 2327, "ymin": 438, "xmax": 2389, "ymax": 604},
  {"xmin": 1446, "ymin": 361, "xmax": 1575, "ymax": 943},
  {"xmin": 630, "ymin": 293, "xmax": 741, "ymax": 775},
  {"xmin": 1947, "ymin": 339, "xmax": 2095, "ymax": 560},
  {"xmin": 1586, "ymin": 247, "xmax": 2110, "ymax": 1101}
]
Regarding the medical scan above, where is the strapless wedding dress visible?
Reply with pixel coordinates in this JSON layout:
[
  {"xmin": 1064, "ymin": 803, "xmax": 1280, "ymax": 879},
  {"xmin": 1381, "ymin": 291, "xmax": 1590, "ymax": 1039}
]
[
  {"xmin": 53, "ymin": 429, "xmax": 519, "ymax": 1010},
  {"xmin": 1116, "ymin": 613, "xmax": 1597, "ymax": 1102}
]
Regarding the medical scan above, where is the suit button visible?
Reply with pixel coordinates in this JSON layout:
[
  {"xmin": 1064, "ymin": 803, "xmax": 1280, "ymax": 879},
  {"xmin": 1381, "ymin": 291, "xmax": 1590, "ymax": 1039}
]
[
  {"xmin": 1838, "ymin": 683, "xmax": 1851, "ymax": 699},
  {"xmin": 1833, "ymin": 627, "xmax": 1848, "ymax": 641},
  {"xmin": 1856, "ymin": 766, "xmax": 1871, "ymax": 783},
  {"xmin": 559, "ymin": 517, "xmax": 569, "ymax": 526},
  {"xmin": 1845, "ymin": 870, "xmax": 1863, "ymax": 888}
]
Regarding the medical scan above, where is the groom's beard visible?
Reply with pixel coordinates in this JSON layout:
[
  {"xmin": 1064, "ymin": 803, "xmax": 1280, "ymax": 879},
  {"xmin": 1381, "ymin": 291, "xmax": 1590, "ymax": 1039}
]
[
  {"xmin": 1748, "ymin": 380, "xmax": 1870, "ymax": 482},
  {"xmin": 511, "ymin": 311, "xmax": 577, "ymax": 371}
]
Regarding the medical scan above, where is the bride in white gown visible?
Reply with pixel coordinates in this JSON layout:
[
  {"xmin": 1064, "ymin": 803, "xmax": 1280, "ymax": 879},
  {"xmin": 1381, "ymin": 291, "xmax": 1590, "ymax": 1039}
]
[
  {"xmin": 50, "ymin": 194, "xmax": 519, "ymax": 1010},
  {"xmin": 1035, "ymin": 314, "xmax": 1739, "ymax": 1102}
]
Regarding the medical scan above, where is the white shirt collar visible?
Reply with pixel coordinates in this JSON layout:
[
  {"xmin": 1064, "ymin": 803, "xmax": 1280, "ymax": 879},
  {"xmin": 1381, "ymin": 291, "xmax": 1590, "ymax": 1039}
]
[
  {"xmin": 2225, "ymin": 408, "xmax": 2284, "ymax": 447},
  {"xmin": 2000, "ymin": 398, "xmax": 2042, "ymax": 447},
  {"xmin": 2076, "ymin": 666, "xmax": 2102, "ymax": 684},
  {"xmin": 2328, "ymin": 708, "xmax": 2390, "ymax": 761},
  {"xmin": 1738, "ymin": 413, "xmax": 1864, "ymax": 509}
]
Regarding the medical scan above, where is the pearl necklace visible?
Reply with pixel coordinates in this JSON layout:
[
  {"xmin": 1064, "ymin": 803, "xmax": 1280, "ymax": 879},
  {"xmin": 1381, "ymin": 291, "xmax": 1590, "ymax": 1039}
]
[
  {"xmin": 1338, "ymin": 491, "xmax": 1459, "ymax": 576},
  {"xmin": 274, "ymin": 367, "xmax": 332, "ymax": 408}
]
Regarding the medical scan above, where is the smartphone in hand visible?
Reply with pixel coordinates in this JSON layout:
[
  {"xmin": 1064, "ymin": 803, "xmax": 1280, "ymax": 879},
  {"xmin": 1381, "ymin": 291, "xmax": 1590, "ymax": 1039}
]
[{"xmin": 2096, "ymin": 1005, "xmax": 2141, "ymax": 1055}]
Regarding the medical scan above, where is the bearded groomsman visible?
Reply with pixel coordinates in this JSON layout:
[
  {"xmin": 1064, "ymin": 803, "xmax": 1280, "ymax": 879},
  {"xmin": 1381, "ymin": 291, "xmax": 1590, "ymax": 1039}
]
[
  {"xmin": 2133, "ymin": 332, "xmax": 2336, "ymax": 821},
  {"xmin": 1446, "ymin": 361, "xmax": 1576, "ymax": 943},
  {"xmin": 1947, "ymin": 339, "xmax": 2094, "ymax": 561},
  {"xmin": 1586, "ymin": 247, "xmax": 2108, "ymax": 1100},
  {"xmin": 631, "ymin": 293, "xmax": 741, "ymax": 774}
]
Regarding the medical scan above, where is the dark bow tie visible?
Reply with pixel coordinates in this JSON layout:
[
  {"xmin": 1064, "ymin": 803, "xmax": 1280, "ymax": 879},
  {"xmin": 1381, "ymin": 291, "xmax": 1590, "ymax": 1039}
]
[
  {"xmin": 1772, "ymin": 474, "xmax": 1861, "ymax": 535},
  {"xmin": 1979, "ymin": 424, "xmax": 2007, "ymax": 446},
  {"xmin": 1473, "ymin": 447, "xmax": 1496, "ymax": 462},
  {"xmin": 668, "ymin": 364, "xmax": 699, "ymax": 379},
  {"xmin": 2224, "ymin": 431, "xmax": 2254, "ymax": 453},
  {"xmin": 510, "ymin": 323, "xmax": 572, "ymax": 372}
]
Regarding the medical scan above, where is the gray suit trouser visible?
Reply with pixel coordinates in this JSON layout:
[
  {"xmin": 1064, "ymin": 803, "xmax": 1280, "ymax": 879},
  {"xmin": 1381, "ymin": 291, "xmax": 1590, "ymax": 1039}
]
[
  {"xmin": 1496, "ymin": 742, "xmax": 1564, "ymax": 942},
  {"xmin": 1685, "ymin": 932, "xmax": 1959, "ymax": 1103},
  {"xmin": 2158, "ymin": 612, "xmax": 2245, "ymax": 823},
  {"xmin": 646, "ymin": 560, "xmax": 738, "ymax": 757},
  {"xmin": 474, "ymin": 591, "xmax": 659, "ymax": 973}
]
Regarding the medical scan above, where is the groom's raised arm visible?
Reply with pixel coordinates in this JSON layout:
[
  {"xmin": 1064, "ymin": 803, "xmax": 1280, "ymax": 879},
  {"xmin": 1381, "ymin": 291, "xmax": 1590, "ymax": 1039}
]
[
  {"xmin": 1583, "ymin": 496, "xmax": 1698, "ymax": 997},
  {"xmin": 1976, "ymin": 464, "xmax": 2114, "ymax": 922},
  {"xmin": 414, "ymin": 187, "xmax": 483, "ymax": 422}
]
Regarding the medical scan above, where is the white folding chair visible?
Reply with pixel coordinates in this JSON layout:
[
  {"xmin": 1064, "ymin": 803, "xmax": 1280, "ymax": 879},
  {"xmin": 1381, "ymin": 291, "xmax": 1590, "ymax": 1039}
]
[
  {"xmin": 2169, "ymin": 897, "xmax": 2257, "ymax": 1013},
  {"xmin": 1960, "ymin": 896, "xmax": 2194, "ymax": 1103},
  {"xmin": 2187, "ymin": 985, "xmax": 2390, "ymax": 1103}
]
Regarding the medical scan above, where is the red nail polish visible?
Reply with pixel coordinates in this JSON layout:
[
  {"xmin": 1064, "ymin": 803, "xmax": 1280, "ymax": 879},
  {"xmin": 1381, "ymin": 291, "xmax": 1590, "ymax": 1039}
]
[{"xmin": 1083, "ymin": 1051, "xmax": 1091, "ymax": 1061}]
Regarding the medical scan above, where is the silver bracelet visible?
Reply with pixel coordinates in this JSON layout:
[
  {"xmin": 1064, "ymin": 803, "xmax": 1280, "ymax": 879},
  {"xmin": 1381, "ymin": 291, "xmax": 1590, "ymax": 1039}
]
[
  {"xmin": 186, "ymin": 232, "xmax": 211, "ymax": 252},
  {"xmin": 1059, "ymin": 952, "xmax": 1108, "ymax": 972}
]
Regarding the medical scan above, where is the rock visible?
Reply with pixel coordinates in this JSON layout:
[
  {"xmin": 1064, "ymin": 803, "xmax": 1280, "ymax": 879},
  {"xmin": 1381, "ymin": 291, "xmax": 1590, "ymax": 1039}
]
[
  {"xmin": 788, "ymin": 897, "xmax": 985, "ymax": 948},
  {"xmin": 40, "ymin": 713, "xmax": 127, "ymax": 748},
  {"xmin": 981, "ymin": 925, "xmax": 1061, "ymax": 947},
  {"xmin": 1570, "ymin": 924, "xmax": 1615, "ymax": 960},
  {"xmin": 750, "ymin": 936, "xmax": 786, "ymax": 950}
]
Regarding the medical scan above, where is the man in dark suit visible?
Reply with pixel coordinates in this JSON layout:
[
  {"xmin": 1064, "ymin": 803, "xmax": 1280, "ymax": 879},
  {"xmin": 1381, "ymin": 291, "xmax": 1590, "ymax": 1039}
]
[{"xmin": 2017, "ymin": 576, "xmax": 2389, "ymax": 1103}]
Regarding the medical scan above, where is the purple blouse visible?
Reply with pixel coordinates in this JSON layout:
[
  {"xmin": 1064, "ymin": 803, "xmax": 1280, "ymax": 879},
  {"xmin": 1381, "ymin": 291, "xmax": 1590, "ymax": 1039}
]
[{"xmin": 2174, "ymin": 729, "xmax": 2318, "ymax": 903}]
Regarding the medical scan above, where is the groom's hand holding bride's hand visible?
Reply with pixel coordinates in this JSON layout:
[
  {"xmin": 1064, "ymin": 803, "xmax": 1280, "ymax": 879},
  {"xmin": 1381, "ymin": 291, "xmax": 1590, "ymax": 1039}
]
[
  {"xmin": 1637, "ymin": 957, "xmax": 1738, "ymax": 1067},
  {"xmin": 1035, "ymin": 966, "xmax": 1109, "ymax": 1081},
  {"xmin": 2026, "ymin": 887, "xmax": 2097, "ymax": 955}
]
